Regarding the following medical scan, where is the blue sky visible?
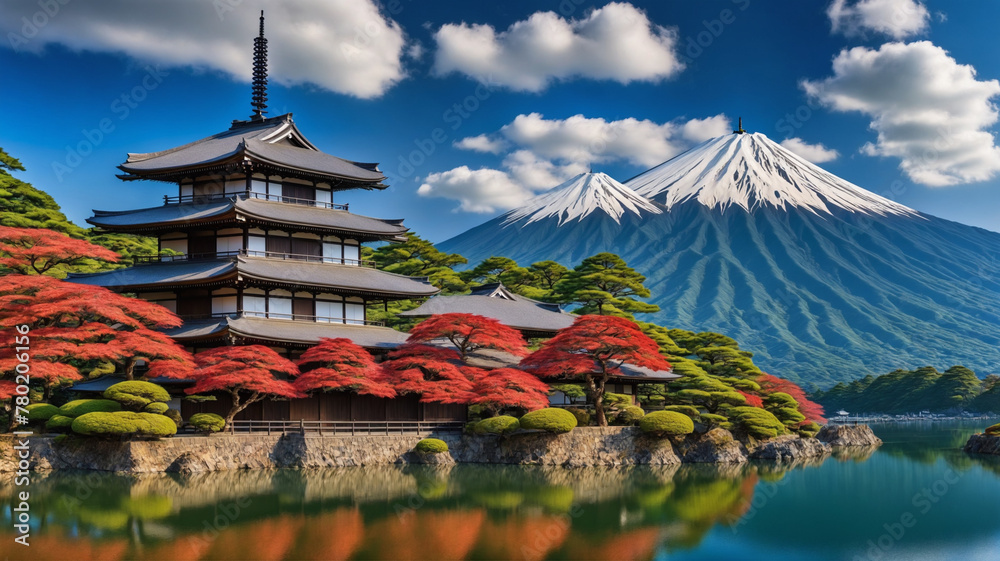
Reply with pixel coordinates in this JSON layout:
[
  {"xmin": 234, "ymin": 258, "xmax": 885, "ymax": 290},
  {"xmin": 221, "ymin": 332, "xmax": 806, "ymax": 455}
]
[{"xmin": 3, "ymin": 0, "xmax": 1000, "ymax": 243}]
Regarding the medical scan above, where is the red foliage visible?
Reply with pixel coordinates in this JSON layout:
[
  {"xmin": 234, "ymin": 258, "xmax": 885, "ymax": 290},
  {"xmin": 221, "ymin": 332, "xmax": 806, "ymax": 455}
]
[
  {"xmin": 0, "ymin": 274, "xmax": 192, "ymax": 390},
  {"xmin": 381, "ymin": 344, "xmax": 478, "ymax": 404},
  {"xmin": 187, "ymin": 345, "xmax": 303, "ymax": 423},
  {"xmin": 758, "ymin": 373, "xmax": 826, "ymax": 424},
  {"xmin": 0, "ymin": 380, "xmax": 16, "ymax": 400},
  {"xmin": 406, "ymin": 313, "xmax": 528, "ymax": 362},
  {"xmin": 294, "ymin": 338, "xmax": 395, "ymax": 398},
  {"xmin": 737, "ymin": 390, "xmax": 764, "ymax": 408},
  {"xmin": 471, "ymin": 367, "xmax": 550, "ymax": 413},
  {"xmin": 521, "ymin": 315, "xmax": 671, "ymax": 379},
  {"xmin": 0, "ymin": 226, "xmax": 119, "ymax": 275}
]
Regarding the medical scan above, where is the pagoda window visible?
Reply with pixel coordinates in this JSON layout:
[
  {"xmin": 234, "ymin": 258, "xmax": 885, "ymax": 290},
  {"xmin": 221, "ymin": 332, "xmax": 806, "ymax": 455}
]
[
  {"xmin": 344, "ymin": 241, "xmax": 360, "ymax": 265},
  {"xmin": 266, "ymin": 234, "xmax": 291, "ymax": 255},
  {"xmin": 291, "ymin": 237, "xmax": 321, "ymax": 259},
  {"xmin": 160, "ymin": 238, "xmax": 188, "ymax": 256},
  {"xmin": 244, "ymin": 295, "xmax": 267, "ymax": 317},
  {"xmin": 176, "ymin": 292, "xmax": 211, "ymax": 317},
  {"xmin": 193, "ymin": 181, "xmax": 223, "ymax": 201},
  {"xmin": 315, "ymin": 189, "xmax": 332, "ymax": 207},
  {"xmin": 292, "ymin": 298, "xmax": 313, "ymax": 320},
  {"xmin": 224, "ymin": 179, "xmax": 245, "ymax": 194},
  {"xmin": 315, "ymin": 299, "xmax": 342, "ymax": 323},
  {"xmin": 250, "ymin": 178, "xmax": 267, "ymax": 197},
  {"xmin": 212, "ymin": 296, "xmax": 238, "ymax": 317},
  {"xmin": 282, "ymin": 182, "xmax": 314, "ymax": 203},
  {"xmin": 180, "ymin": 182, "xmax": 193, "ymax": 199},
  {"xmin": 269, "ymin": 296, "xmax": 292, "ymax": 320},
  {"xmin": 217, "ymin": 236, "xmax": 243, "ymax": 256},
  {"xmin": 345, "ymin": 297, "xmax": 365, "ymax": 325},
  {"xmin": 248, "ymin": 235, "xmax": 266, "ymax": 256}
]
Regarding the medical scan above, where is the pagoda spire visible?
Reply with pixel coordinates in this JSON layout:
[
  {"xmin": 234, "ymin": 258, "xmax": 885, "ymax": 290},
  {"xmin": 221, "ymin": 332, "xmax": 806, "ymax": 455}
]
[
  {"xmin": 250, "ymin": 10, "xmax": 268, "ymax": 120},
  {"xmin": 733, "ymin": 116, "xmax": 746, "ymax": 134}
]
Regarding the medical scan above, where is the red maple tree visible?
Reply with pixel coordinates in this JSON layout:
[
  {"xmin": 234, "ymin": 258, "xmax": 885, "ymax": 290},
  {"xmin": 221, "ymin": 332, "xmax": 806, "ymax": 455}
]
[
  {"xmin": 183, "ymin": 345, "xmax": 303, "ymax": 425},
  {"xmin": 737, "ymin": 390, "xmax": 764, "ymax": 408},
  {"xmin": 381, "ymin": 344, "xmax": 478, "ymax": 404},
  {"xmin": 0, "ymin": 226, "xmax": 119, "ymax": 276},
  {"xmin": 521, "ymin": 315, "xmax": 672, "ymax": 426},
  {"xmin": 758, "ymin": 373, "xmax": 826, "ymax": 424},
  {"xmin": 406, "ymin": 313, "xmax": 528, "ymax": 363},
  {"xmin": 471, "ymin": 367, "xmax": 550, "ymax": 415},
  {"xmin": 0, "ymin": 274, "xmax": 194, "ymax": 397},
  {"xmin": 294, "ymin": 337, "xmax": 395, "ymax": 398}
]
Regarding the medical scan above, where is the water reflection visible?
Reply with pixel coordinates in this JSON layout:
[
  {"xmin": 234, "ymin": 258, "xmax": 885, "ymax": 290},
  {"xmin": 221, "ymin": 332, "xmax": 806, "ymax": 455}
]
[{"xmin": 3, "ymin": 422, "xmax": 1000, "ymax": 561}]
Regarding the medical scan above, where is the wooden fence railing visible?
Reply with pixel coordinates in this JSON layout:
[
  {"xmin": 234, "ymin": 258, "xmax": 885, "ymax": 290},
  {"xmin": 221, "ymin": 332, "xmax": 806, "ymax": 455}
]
[{"xmin": 221, "ymin": 420, "xmax": 466, "ymax": 436}]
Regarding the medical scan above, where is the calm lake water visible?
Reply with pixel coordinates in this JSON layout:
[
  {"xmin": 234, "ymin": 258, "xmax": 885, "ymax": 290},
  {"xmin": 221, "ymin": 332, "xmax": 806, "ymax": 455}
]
[{"xmin": 3, "ymin": 420, "xmax": 1000, "ymax": 561}]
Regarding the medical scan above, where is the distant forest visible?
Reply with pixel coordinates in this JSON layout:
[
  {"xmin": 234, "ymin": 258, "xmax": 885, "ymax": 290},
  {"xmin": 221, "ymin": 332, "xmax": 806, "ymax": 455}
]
[{"xmin": 810, "ymin": 366, "xmax": 1000, "ymax": 415}]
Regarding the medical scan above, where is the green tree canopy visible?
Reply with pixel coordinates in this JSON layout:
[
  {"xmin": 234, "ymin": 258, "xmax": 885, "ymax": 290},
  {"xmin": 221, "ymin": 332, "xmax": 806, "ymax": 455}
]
[{"xmin": 552, "ymin": 252, "xmax": 659, "ymax": 318}]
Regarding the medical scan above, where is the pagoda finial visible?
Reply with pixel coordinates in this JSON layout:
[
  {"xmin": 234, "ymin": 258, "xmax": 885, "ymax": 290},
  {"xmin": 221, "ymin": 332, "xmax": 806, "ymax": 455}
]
[
  {"xmin": 733, "ymin": 116, "xmax": 746, "ymax": 134},
  {"xmin": 250, "ymin": 10, "xmax": 268, "ymax": 120}
]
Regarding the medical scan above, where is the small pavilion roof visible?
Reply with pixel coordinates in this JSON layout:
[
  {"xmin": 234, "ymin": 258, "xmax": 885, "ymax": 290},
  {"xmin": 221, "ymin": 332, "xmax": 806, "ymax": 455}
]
[
  {"xmin": 88, "ymin": 197, "xmax": 408, "ymax": 240},
  {"xmin": 117, "ymin": 114, "xmax": 386, "ymax": 186},
  {"xmin": 166, "ymin": 316, "xmax": 409, "ymax": 349},
  {"xmin": 398, "ymin": 282, "xmax": 575, "ymax": 336},
  {"xmin": 66, "ymin": 256, "xmax": 439, "ymax": 298}
]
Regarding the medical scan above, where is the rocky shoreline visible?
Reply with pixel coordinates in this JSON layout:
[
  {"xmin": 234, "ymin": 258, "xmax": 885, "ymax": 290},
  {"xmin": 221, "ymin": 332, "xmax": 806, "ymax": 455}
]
[
  {"xmin": 0, "ymin": 424, "xmax": 884, "ymax": 474},
  {"xmin": 964, "ymin": 433, "xmax": 1000, "ymax": 455}
]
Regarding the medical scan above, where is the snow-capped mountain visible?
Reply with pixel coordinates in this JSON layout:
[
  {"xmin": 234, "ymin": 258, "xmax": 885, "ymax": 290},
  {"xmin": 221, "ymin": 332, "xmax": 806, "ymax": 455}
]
[
  {"xmin": 504, "ymin": 172, "xmax": 660, "ymax": 226},
  {"xmin": 627, "ymin": 132, "xmax": 917, "ymax": 217},
  {"xmin": 438, "ymin": 132, "xmax": 1000, "ymax": 385}
]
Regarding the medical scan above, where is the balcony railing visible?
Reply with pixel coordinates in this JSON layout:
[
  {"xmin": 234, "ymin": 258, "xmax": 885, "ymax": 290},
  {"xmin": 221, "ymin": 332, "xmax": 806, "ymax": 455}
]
[
  {"xmin": 163, "ymin": 190, "xmax": 349, "ymax": 210},
  {"xmin": 134, "ymin": 249, "xmax": 376, "ymax": 268},
  {"xmin": 180, "ymin": 311, "xmax": 385, "ymax": 327},
  {"xmin": 219, "ymin": 420, "xmax": 466, "ymax": 436}
]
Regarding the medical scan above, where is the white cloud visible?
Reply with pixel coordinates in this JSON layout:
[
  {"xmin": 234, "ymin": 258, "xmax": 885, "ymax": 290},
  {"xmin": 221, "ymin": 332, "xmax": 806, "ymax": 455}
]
[
  {"xmin": 453, "ymin": 134, "xmax": 507, "ymax": 154},
  {"xmin": 417, "ymin": 166, "xmax": 534, "ymax": 213},
  {"xmin": 424, "ymin": 112, "xmax": 729, "ymax": 212},
  {"xmin": 803, "ymin": 41, "xmax": 1000, "ymax": 186},
  {"xmin": 0, "ymin": 0, "xmax": 407, "ymax": 99},
  {"xmin": 827, "ymin": 0, "xmax": 930, "ymax": 39},
  {"xmin": 432, "ymin": 2, "xmax": 683, "ymax": 92},
  {"xmin": 780, "ymin": 138, "xmax": 840, "ymax": 163}
]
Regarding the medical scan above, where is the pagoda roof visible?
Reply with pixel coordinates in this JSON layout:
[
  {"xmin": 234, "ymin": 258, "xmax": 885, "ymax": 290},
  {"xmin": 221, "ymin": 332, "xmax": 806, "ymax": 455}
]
[
  {"xmin": 117, "ymin": 114, "xmax": 386, "ymax": 186},
  {"xmin": 166, "ymin": 316, "xmax": 409, "ymax": 349},
  {"xmin": 398, "ymin": 282, "xmax": 575, "ymax": 335},
  {"xmin": 88, "ymin": 196, "xmax": 408, "ymax": 240},
  {"xmin": 66, "ymin": 256, "xmax": 439, "ymax": 298}
]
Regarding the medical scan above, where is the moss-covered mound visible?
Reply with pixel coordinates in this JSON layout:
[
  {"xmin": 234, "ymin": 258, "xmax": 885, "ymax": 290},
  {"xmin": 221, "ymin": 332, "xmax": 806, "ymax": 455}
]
[
  {"xmin": 639, "ymin": 411, "xmax": 694, "ymax": 436},
  {"xmin": 45, "ymin": 415, "xmax": 75, "ymax": 432},
  {"xmin": 59, "ymin": 399, "xmax": 123, "ymax": 418},
  {"xmin": 71, "ymin": 411, "xmax": 177, "ymax": 438},
  {"xmin": 25, "ymin": 403, "xmax": 60, "ymax": 422},
  {"xmin": 729, "ymin": 406, "xmax": 786, "ymax": 439},
  {"xmin": 476, "ymin": 415, "xmax": 520, "ymax": 435},
  {"xmin": 565, "ymin": 407, "xmax": 591, "ymax": 426},
  {"xmin": 986, "ymin": 423, "xmax": 1000, "ymax": 436},
  {"xmin": 414, "ymin": 438, "xmax": 449, "ymax": 454},
  {"xmin": 519, "ymin": 408, "xmax": 578, "ymax": 434},
  {"xmin": 798, "ymin": 421, "xmax": 821, "ymax": 438},
  {"xmin": 188, "ymin": 413, "xmax": 225, "ymax": 433},
  {"xmin": 164, "ymin": 409, "xmax": 183, "ymax": 428},
  {"xmin": 663, "ymin": 405, "xmax": 701, "ymax": 417},
  {"xmin": 143, "ymin": 402, "xmax": 169, "ymax": 414},
  {"xmin": 103, "ymin": 381, "xmax": 170, "ymax": 411},
  {"xmin": 699, "ymin": 413, "xmax": 731, "ymax": 429},
  {"xmin": 617, "ymin": 405, "xmax": 645, "ymax": 426}
]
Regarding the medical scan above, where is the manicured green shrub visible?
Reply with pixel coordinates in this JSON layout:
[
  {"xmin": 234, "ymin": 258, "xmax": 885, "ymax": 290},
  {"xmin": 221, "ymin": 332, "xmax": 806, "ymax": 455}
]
[
  {"xmin": 712, "ymin": 391, "xmax": 747, "ymax": 406},
  {"xmin": 519, "ymin": 408, "xmax": 578, "ymax": 434},
  {"xmin": 45, "ymin": 415, "xmax": 75, "ymax": 432},
  {"xmin": 565, "ymin": 407, "xmax": 591, "ymax": 426},
  {"xmin": 71, "ymin": 411, "xmax": 177, "ymax": 438},
  {"xmin": 617, "ymin": 405, "xmax": 645, "ymax": 426},
  {"xmin": 476, "ymin": 415, "xmax": 520, "ymax": 435},
  {"xmin": 772, "ymin": 407, "xmax": 807, "ymax": 427},
  {"xmin": 188, "ymin": 413, "xmax": 225, "ymax": 433},
  {"xmin": 143, "ymin": 402, "xmax": 169, "ymax": 414},
  {"xmin": 414, "ymin": 438, "xmax": 449, "ymax": 454},
  {"xmin": 103, "ymin": 381, "xmax": 170, "ymax": 411},
  {"xmin": 639, "ymin": 411, "xmax": 694, "ymax": 437},
  {"xmin": 798, "ymin": 421, "xmax": 821, "ymax": 438},
  {"xmin": 730, "ymin": 407, "xmax": 786, "ymax": 439},
  {"xmin": 25, "ymin": 403, "xmax": 60, "ymax": 423},
  {"xmin": 699, "ymin": 413, "xmax": 730, "ymax": 427},
  {"xmin": 164, "ymin": 409, "xmax": 183, "ymax": 428},
  {"xmin": 59, "ymin": 399, "xmax": 122, "ymax": 417},
  {"xmin": 603, "ymin": 393, "xmax": 632, "ymax": 407},
  {"xmin": 986, "ymin": 423, "xmax": 1000, "ymax": 436},
  {"xmin": 664, "ymin": 405, "xmax": 701, "ymax": 417}
]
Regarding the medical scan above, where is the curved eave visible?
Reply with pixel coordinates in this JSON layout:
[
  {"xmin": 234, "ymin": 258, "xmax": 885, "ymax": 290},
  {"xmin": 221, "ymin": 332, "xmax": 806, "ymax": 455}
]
[
  {"xmin": 237, "ymin": 257, "xmax": 440, "ymax": 299},
  {"xmin": 167, "ymin": 316, "xmax": 409, "ymax": 349}
]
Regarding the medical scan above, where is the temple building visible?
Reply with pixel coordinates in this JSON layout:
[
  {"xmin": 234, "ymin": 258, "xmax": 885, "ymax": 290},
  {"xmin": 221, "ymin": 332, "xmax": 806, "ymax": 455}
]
[{"xmin": 67, "ymin": 13, "xmax": 462, "ymax": 424}]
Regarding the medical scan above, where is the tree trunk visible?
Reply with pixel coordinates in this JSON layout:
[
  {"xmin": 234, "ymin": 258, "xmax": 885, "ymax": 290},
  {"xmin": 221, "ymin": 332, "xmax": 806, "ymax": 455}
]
[
  {"xmin": 588, "ymin": 374, "xmax": 610, "ymax": 427},
  {"xmin": 124, "ymin": 357, "xmax": 136, "ymax": 381},
  {"xmin": 224, "ymin": 391, "xmax": 262, "ymax": 426}
]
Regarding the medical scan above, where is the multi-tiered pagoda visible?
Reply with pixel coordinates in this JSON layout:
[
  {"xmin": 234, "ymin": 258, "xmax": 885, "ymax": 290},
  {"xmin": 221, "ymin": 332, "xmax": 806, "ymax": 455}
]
[{"xmin": 68, "ymin": 14, "xmax": 458, "ymax": 423}]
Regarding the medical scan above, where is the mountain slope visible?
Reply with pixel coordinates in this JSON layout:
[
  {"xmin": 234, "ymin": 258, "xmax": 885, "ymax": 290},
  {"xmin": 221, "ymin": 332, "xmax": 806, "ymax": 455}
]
[
  {"xmin": 437, "ymin": 133, "xmax": 1000, "ymax": 386},
  {"xmin": 505, "ymin": 172, "xmax": 660, "ymax": 226}
]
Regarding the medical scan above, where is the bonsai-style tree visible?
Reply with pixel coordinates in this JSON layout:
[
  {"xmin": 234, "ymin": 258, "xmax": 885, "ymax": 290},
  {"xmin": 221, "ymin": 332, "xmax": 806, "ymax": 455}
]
[
  {"xmin": 521, "ymin": 315, "xmax": 672, "ymax": 426},
  {"xmin": 184, "ymin": 345, "xmax": 303, "ymax": 425},
  {"xmin": 294, "ymin": 338, "xmax": 395, "ymax": 398},
  {"xmin": 551, "ymin": 252, "xmax": 659, "ymax": 318},
  {"xmin": 471, "ymin": 367, "xmax": 550, "ymax": 416},
  {"xmin": 0, "ymin": 226, "xmax": 120, "ymax": 277},
  {"xmin": 406, "ymin": 313, "xmax": 528, "ymax": 363},
  {"xmin": 0, "ymin": 275, "xmax": 194, "ymax": 398},
  {"xmin": 369, "ymin": 232, "xmax": 469, "ymax": 293},
  {"xmin": 758, "ymin": 374, "xmax": 826, "ymax": 425},
  {"xmin": 381, "ymin": 344, "xmax": 477, "ymax": 404}
]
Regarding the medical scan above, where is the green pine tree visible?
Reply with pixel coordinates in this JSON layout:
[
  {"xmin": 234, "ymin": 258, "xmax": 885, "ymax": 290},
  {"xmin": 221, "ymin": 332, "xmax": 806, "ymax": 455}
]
[{"xmin": 552, "ymin": 252, "xmax": 659, "ymax": 317}]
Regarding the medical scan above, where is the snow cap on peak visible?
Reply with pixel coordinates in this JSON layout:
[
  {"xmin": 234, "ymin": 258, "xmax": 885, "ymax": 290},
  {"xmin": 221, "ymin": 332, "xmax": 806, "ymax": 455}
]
[
  {"xmin": 504, "ymin": 172, "xmax": 661, "ymax": 227},
  {"xmin": 627, "ymin": 132, "xmax": 917, "ymax": 216}
]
